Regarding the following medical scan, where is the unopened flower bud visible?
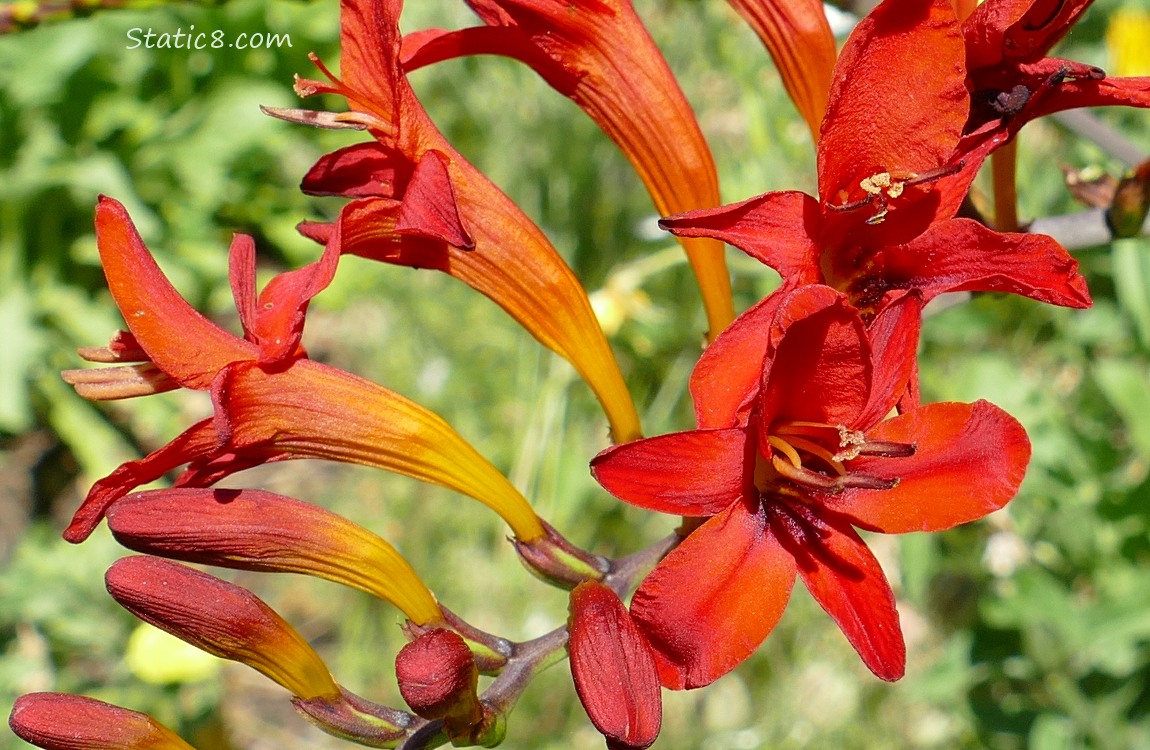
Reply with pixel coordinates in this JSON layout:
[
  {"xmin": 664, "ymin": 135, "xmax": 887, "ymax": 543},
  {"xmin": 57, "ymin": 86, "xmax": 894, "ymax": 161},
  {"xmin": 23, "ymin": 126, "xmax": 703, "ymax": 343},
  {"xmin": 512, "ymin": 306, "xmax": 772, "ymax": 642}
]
[
  {"xmin": 403, "ymin": 608, "xmax": 511, "ymax": 675},
  {"xmin": 515, "ymin": 519, "xmax": 608, "ymax": 590},
  {"xmin": 105, "ymin": 556, "xmax": 339, "ymax": 700},
  {"xmin": 396, "ymin": 629, "xmax": 482, "ymax": 740},
  {"xmin": 8, "ymin": 693, "xmax": 194, "ymax": 750},
  {"xmin": 106, "ymin": 488, "xmax": 443, "ymax": 626},
  {"xmin": 568, "ymin": 581, "xmax": 661, "ymax": 750}
]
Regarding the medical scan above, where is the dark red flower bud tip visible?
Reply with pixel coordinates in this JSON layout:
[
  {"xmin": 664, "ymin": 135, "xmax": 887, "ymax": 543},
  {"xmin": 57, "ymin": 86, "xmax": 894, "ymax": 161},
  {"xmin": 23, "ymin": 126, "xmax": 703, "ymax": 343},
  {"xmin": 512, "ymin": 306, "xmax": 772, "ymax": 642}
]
[
  {"xmin": 568, "ymin": 581, "xmax": 661, "ymax": 750},
  {"xmin": 396, "ymin": 629, "xmax": 482, "ymax": 740}
]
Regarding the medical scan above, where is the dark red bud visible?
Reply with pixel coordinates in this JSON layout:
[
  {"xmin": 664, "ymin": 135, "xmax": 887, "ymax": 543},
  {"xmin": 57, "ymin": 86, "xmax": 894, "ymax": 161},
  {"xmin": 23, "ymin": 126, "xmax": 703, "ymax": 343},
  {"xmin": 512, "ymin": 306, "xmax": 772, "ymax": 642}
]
[
  {"xmin": 568, "ymin": 581, "xmax": 661, "ymax": 750},
  {"xmin": 395, "ymin": 628, "xmax": 482, "ymax": 738}
]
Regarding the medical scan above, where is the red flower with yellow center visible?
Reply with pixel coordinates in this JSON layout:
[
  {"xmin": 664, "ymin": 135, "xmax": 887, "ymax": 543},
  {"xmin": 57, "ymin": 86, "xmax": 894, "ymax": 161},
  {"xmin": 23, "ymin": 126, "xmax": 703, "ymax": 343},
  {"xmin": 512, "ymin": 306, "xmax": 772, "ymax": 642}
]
[{"xmin": 592, "ymin": 285, "xmax": 1031, "ymax": 688}]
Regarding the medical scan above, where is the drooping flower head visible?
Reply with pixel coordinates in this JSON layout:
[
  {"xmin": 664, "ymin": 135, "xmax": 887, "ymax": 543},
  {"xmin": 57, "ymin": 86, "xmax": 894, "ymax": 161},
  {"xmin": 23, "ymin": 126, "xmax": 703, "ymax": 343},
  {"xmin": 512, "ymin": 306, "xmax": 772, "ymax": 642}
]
[
  {"xmin": 63, "ymin": 198, "xmax": 545, "ymax": 544},
  {"xmin": 593, "ymin": 285, "xmax": 1031, "ymax": 688},
  {"xmin": 281, "ymin": 0, "xmax": 642, "ymax": 441},
  {"xmin": 661, "ymin": 0, "xmax": 1091, "ymax": 316}
]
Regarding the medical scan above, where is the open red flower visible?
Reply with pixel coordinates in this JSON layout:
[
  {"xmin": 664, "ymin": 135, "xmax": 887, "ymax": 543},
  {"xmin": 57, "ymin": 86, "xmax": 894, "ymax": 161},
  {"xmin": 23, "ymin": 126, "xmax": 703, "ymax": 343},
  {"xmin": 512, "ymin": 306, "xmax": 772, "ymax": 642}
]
[
  {"xmin": 401, "ymin": 0, "xmax": 734, "ymax": 338},
  {"xmin": 592, "ymin": 285, "xmax": 1031, "ymax": 688},
  {"xmin": 63, "ymin": 198, "xmax": 545, "ymax": 544},
  {"xmin": 278, "ymin": 0, "xmax": 641, "ymax": 441},
  {"xmin": 660, "ymin": 0, "xmax": 1090, "ymax": 315},
  {"xmin": 963, "ymin": 0, "xmax": 1150, "ymax": 139}
]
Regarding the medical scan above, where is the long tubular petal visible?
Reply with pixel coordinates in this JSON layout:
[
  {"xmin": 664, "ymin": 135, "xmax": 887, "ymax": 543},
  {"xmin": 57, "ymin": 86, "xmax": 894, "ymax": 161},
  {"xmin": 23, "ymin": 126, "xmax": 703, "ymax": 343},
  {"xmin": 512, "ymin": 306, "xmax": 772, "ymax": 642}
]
[
  {"xmin": 776, "ymin": 504, "xmax": 905, "ymax": 681},
  {"xmin": 105, "ymin": 556, "xmax": 340, "ymax": 700},
  {"xmin": 630, "ymin": 501, "xmax": 796, "ymax": 689},
  {"xmin": 106, "ymin": 489, "xmax": 444, "ymax": 626},
  {"xmin": 568, "ymin": 581, "xmax": 662, "ymax": 750},
  {"xmin": 591, "ymin": 428, "xmax": 750, "ymax": 516},
  {"xmin": 869, "ymin": 217, "xmax": 1092, "ymax": 308},
  {"xmin": 725, "ymin": 0, "xmax": 837, "ymax": 142},
  {"xmin": 212, "ymin": 360, "xmax": 546, "ymax": 542},
  {"xmin": 9, "ymin": 694, "xmax": 196, "ymax": 750},
  {"xmin": 94, "ymin": 196, "xmax": 256, "ymax": 387},
  {"xmin": 409, "ymin": 0, "xmax": 734, "ymax": 338},
  {"xmin": 303, "ymin": 0, "xmax": 642, "ymax": 442},
  {"xmin": 824, "ymin": 400, "xmax": 1031, "ymax": 534}
]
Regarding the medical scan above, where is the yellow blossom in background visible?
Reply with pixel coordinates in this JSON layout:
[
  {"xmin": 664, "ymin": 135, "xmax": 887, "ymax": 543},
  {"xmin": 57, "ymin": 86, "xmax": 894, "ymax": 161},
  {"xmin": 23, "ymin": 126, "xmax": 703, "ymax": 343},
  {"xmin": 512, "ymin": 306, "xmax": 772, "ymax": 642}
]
[
  {"xmin": 1107, "ymin": 6, "xmax": 1150, "ymax": 76},
  {"xmin": 126, "ymin": 624, "xmax": 220, "ymax": 685}
]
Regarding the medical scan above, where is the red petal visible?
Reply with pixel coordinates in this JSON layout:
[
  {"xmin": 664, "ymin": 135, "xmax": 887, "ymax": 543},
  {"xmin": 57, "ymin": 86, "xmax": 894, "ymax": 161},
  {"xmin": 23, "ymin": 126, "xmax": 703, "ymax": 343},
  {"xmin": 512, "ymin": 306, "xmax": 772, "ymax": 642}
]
[
  {"xmin": 689, "ymin": 283, "xmax": 793, "ymax": 429},
  {"xmin": 94, "ymin": 197, "xmax": 256, "ymax": 388},
  {"xmin": 250, "ymin": 227, "xmax": 342, "ymax": 364},
  {"xmin": 591, "ymin": 429, "xmax": 749, "ymax": 516},
  {"xmin": 64, "ymin": 419, "xmax": 220, "ymax": 543},
  {"xmin": 964, "ymin": 0, "xmax": 1092, "ymax": 69},
  {"xmin": 660, "ymin": 191, "xmax": 822, "ymax": 284},
  {"xmin": 395, "ymin": 150, "xmax": 474, "ymax": 250},
  {"xmin": 300, "ymin": 142, "xmax": 402, "ymax": 198},
  {"xmin": 855, "ymin": 291, "xmax": 922, "ymax": 428},
  {"xmin": 776, "ymin": 504, "xmax": 905, "ymax": 680},
  {"xmin": 568, "ymin": 581, "xmax": 662, "ymax": 750},
  {"xmin": 872, "ymin": 217, "xmax": 1092, "ymax": 308},
  {"xmin": 826, "ymin": 400, "xmax": 1031, "ymax": 533},
  {"xmin": 631, "ymin": 502, "xmax": 796, "ymax": 689},
  {"xmin": 760, "ymin": 286, "xmax": 871, "ymax": 428},
  {"xmin": 819, "ymin": 0, "xmax": 967, "ymax": 206}
]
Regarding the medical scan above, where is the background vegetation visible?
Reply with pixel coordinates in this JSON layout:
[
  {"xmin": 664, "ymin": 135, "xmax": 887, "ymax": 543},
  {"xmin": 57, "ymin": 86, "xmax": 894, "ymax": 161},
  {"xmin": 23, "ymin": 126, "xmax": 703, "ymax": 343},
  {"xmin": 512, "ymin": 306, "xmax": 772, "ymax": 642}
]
[{"xmin": 1, "ymin": 1, "xmax": 1149, "ymax": 748}]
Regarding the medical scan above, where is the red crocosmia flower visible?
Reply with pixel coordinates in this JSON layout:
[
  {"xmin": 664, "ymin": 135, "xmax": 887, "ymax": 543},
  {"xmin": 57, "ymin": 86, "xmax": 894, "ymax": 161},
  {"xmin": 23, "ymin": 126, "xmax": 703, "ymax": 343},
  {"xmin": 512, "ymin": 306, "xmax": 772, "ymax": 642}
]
[
  {"xmin": 592, "ymin": 285, "xmax": 1031, "ymax": 689},
  {"xmin": 568, "ymin": 581, "xmax": 661, "ymax": 750},
  {"xmin": 660, "ymin": 0, "xmax": 1091, "ymax": 315},
  {"xmin": 399, "ymin": 0, "xmax": 734, "ymax": 339},
  {"xmin": 63, "ymin": 199, "xmax": 545, "ymax": 545},
  {"xmin": 963, "ymin": 0, "xmax": 1150, "ymax": 138},
  {"xmin": 281, "ymin": 0, "xmax": 641, "ymax": 442},
  {"xmin": 724, "ymin": 0, "xmax": 837, "ymax": 143}
]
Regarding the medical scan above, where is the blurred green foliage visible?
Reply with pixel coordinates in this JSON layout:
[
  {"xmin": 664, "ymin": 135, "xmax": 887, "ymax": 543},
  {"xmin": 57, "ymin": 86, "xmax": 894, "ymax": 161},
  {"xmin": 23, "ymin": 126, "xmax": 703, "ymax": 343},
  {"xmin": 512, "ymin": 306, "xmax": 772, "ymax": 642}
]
[{"xmin": 2, "ymin": 0, "xmax": 1150, "ymax": 749}]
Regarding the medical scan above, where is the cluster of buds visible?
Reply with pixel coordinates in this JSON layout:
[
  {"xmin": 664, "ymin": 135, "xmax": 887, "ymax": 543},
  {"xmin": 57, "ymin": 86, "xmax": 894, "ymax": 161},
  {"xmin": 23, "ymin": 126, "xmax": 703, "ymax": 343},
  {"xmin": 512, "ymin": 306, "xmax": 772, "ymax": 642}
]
[{"xmin": 9, "ymin": 0, "xmax": 1149, "ymax": 748}]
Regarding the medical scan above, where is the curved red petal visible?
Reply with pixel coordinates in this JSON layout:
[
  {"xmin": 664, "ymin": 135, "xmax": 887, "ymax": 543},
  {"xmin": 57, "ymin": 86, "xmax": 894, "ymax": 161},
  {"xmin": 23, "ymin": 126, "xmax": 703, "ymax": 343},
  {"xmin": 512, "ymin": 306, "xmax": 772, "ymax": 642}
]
[
  {"xmin": 964, "ymin": 0, "xmax": 1092, "ymax": 69},
  {"xmin": 300, "ymin": 142, "xmax": 402, "ymax": 198},
  {"xmin": 872, "ymin": 217, "xmax": 1092, "ymax": 308},
  {"xmin": 776, "ymin": 504, "xmax": 905, "ymax": 680},
  {"xmin": 63, "ymin": 419, "xmax": 221, "ymax": 543},
  {"xmin": 660, "ymin": 191, "xmax": 822, "ymax": 284},
  {"xmin": 760, "ymin": 285, "xmax": 871, "ymax": 428},
  {"xmin": 689, "ymin": 283, "xmax": 794, "ymax": 429},
  {"xmin": 631, "ymin": 502, "xmax": 796, "ymax": 689},
  {"xmin": 591, "ymin": 429, "xmax": 749, "ymax": 516},
  {"xmin": 855, "ymin": 291, "xmax": 922, "ymax": 428},
  {"xmin": 95, "ymin": 197, "xmax": 256, "ymax": 388},
  {"xmin": 819, "ymin": 0, "xmax": 967, "ymax": 206},
  {"xmin": 825, "ymin": 400, "xmax": 1031, "ymax": 533}
]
